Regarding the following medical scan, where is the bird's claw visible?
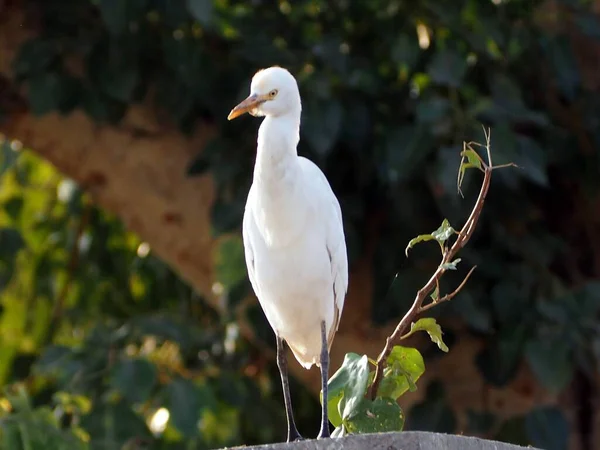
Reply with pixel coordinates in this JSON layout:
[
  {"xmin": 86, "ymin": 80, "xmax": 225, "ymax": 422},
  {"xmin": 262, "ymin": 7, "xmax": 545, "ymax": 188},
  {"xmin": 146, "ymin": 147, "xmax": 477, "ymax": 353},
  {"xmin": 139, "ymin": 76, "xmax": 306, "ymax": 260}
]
[
  {"xmin": 287, "ymin": 430, "xmax": 304, "ymax": 442},
  {"xmin": 317, "ymin": 430, "xmax": 330, "ymax": 439}
]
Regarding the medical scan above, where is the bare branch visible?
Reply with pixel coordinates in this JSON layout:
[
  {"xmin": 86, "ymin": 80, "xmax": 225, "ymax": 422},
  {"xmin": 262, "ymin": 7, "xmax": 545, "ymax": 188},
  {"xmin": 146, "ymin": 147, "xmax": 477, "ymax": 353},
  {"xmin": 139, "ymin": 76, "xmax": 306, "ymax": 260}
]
[
  {"xmin": 418, "ymin": 265, "xmax": 477, "ymax": 314},
  {"xmin": 369, "ymin": 133, "xmax": 499, "ymax": 400}
]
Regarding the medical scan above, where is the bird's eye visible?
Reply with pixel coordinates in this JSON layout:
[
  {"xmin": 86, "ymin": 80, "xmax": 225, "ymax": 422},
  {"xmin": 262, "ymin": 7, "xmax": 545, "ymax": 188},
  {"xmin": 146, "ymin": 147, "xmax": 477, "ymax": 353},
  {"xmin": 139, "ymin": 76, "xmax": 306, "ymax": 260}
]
[{"xmin": 269, "ymin": 89, "xmax": 278, "ymax": 98}]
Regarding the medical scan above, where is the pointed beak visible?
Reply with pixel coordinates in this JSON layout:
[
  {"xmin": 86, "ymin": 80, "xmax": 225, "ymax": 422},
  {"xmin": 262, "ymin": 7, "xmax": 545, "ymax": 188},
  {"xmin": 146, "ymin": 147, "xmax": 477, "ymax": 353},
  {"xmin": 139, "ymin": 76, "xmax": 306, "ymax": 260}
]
[{"xmin": 227, "ymin": 94, "xmax": 265, "ymax": 121}]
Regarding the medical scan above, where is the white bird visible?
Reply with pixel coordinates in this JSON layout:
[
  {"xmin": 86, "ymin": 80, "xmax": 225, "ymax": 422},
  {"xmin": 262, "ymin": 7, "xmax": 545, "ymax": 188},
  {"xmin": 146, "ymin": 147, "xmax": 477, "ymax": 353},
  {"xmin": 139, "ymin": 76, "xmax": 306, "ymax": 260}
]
[{"xmin": 227, "ymin": 66, "xmax": 348, "ymax": 441}]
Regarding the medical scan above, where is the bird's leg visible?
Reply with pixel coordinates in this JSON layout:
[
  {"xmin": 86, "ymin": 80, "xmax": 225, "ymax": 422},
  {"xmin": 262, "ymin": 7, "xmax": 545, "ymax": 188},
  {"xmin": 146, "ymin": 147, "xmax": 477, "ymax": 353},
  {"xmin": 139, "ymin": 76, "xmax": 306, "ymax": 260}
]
[
  {"xmin": 317, "ymin": 320, "xmax": 330, "ymax": 439},
  {"xmin": 276, "ymin": 335, "xmax": 303, "ymax": 442}
]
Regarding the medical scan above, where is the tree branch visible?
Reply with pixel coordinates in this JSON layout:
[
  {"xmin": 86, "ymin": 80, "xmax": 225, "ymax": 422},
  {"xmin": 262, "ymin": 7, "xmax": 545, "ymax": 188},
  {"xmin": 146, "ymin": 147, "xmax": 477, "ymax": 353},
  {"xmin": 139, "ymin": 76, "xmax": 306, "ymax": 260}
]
[{"xmin": 369, "ymin": 129, "xmax": 500, "ymax": 400}]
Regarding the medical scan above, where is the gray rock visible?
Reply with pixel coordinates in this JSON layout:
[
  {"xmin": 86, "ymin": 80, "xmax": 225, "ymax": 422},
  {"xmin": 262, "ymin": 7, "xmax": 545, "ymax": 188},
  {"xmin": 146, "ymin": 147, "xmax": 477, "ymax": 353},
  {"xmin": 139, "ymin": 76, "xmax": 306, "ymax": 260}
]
[{"xmin": 225, "ymin": 431, "xmax": 540, "ymax": 450}]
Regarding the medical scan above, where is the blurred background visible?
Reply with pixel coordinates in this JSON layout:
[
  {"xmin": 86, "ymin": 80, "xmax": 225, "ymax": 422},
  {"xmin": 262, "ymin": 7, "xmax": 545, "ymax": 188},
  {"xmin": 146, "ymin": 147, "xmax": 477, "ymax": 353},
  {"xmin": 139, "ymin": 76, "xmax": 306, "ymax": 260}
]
[{"xmin": 0, "ymin": 0, "xmax": 599, "ymax": 449}]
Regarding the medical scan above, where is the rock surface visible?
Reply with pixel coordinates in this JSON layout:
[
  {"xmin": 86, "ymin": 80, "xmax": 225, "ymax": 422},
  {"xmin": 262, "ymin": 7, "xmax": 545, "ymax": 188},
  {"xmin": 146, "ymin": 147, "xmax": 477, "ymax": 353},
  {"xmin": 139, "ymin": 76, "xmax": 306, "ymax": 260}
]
[{"xmin": 225, "ymin": 432, "xmax": 539, "ymax": 450}]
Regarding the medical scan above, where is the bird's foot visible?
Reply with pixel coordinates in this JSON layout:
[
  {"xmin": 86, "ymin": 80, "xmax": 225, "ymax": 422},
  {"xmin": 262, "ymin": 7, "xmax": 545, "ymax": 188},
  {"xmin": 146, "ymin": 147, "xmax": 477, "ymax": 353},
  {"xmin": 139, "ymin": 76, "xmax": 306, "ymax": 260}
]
[
  {"xmin": 287, "ymin": 431, "xmax": 304, "ymax": 442},
  {"xmin": 317, "ymin": 427, "xmax": 330, "ymax": 439}
]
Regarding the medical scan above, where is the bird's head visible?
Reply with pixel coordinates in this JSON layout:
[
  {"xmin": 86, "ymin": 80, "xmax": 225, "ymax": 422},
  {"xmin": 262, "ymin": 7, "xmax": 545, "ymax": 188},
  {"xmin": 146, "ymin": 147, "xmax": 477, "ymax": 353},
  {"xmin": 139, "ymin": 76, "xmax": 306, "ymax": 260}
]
[{"xmin": 227, "ymin": 66, "xmax": 301, "ymax": 121}]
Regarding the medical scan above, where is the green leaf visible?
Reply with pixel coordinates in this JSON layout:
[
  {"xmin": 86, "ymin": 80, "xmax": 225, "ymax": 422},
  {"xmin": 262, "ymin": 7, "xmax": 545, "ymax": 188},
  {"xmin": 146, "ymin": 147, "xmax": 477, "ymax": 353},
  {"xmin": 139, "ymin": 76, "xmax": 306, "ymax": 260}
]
[
  {"xmin": 0, "ymin": 228, "xmax": 25, "ymax": 262},
  {"xmin": 12, "ymin": 38, "xmax": 59, "ymax": 78},
  {"xmin": 431, "ymin": 219, "xmax": 456, "ymax": 243},
  {"xmin": 166, "ymin": 378, "xmax": 204, "ymax": 437},
  {"xmin": 577, "ymin": 13, "xmax": 600, "ymax": 39},
  {"xmin": 0, "ymin": 142, "xmax": 18, "ymax": 175},
  {"xmin": 525, "ymin": 334, "xmax": 573, "ymax": 394},
  {"xmin": 385, "ymin": 125, "xmax": 434, "ymax": 184},
  {"xmin": 3, "ymin": 196, "xmax": 23, "ymax": 222},
  {"xmin": 409, "ymin": 318, "xmax": 449, "ymax": 352},
  {"xmin": 186, "ymin": 0, "xmax": 214, "ymax": 25},
  {"xmin": 441, "ymin": 258, "xmax": 461, "ymax": 270},
  {"xmin": 214, "ymin": 235, "xmax": 247, "ymax": 291},
  {"xmin": 427, "ymin": 50, "xmax": 467, "ymax": 87},
  {"xmin": 109, "ymin": 358, "xmax": 157, "ymax": 404},
  {"xmin": 302, "ymin": 99, "xmax": 343, "ymax": 157},
  {"xmin": 325, "ymin": 353, "xmax": 370, "ymax": 427},
  {"xmin": 541, "ymin": 36, "xmax": 580, "ymax": 100},
  {"xmin": 461, "ymin": 148, "xmax": 482, "ymax": 170},
  {"xmin": 377, "ymin": 346, "xmax": 425, "ymax": 399},
  {"xmin": 344, "ymin": 398, "xmax": 404, "ymax": 433},
  {"xmin": 27, "ymin": 72, "xmax": 70, "ymax": 116},
  {"xmin": 416, "ymin": 96, "xmax": 450, "ymax": 124},
  {"xmin": 391, "ymin": 34, "xmax": 420, "ymax": 70},
  {"xmin": 98, "ymin": 0, "xmax": 128, "ymax": 35},
  {"xmin": 405, "ymin": 234, "xmax": 434, "ymax": 256},
  {"xmin": 525, "ymin": 407, "xmax": 569, "ymax": 450}
]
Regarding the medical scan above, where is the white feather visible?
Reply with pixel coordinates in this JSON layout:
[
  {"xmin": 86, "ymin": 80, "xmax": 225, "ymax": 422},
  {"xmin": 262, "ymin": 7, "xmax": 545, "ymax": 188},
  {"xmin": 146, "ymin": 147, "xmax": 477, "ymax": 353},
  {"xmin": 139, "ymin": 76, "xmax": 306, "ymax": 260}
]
[{"xmin": 240, "ymin": 67, "xmax": 348, "ymax": 369}]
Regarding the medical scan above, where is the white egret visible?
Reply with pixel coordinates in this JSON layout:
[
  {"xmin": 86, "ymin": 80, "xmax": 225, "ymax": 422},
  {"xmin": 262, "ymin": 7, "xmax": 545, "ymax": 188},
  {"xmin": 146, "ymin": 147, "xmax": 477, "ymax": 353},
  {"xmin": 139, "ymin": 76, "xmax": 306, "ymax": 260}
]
[{"xmin": 227, "ymin": 66, "xmax": 348, "ymax": 441}]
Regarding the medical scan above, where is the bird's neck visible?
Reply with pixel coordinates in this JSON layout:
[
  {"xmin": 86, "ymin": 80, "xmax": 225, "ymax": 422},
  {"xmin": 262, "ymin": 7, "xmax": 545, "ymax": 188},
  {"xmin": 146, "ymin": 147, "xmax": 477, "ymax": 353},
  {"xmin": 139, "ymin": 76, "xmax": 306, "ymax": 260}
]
[
  {"xmin": 252, "ymin": 112, "xmax": 307, "ymax": 245},
  {"xmin": 254, "ymin": 113, "xmax": 300, "ymax": 183}
]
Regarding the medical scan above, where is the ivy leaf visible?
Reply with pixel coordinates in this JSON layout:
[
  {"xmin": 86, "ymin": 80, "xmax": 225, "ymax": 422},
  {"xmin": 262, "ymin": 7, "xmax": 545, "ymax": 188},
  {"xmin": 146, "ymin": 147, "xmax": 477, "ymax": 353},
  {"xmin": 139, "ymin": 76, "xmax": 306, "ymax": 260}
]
[
  {"xmin": 324, "ymin": 353, "xmax": 370, "ymax": 427},
  {"xmin": 405, "ymin": 234, "xmax": 434, "ymax": 256},
  {"xmin": 525, "ymin": 407, "xmax": 569, "ymax": 450},
  {"xmin": 3, "ymin": 197, "xmax": 24, "ymax": 222},
  {"xmin": 431, "ymin": 219, "xmax": 456, "ymax": 243},
  {"xmin": 109, "ymin": 358, "xmax": 157, "ymax": 404},
  {"xmin": 302, "ymin": 99, "xmax": 343, "ymax": 157},
  {"xmin": 345, "ymin": 398, "xmax": 404, "ymax": 433},
  {"xmin": 98, "ymin": 0, "xmax": 128, "ymax": 35},
  {"xmin": 377, "ymin": 346, "xmax": 425, "ymax": 399},
  {"xmin": 441, "ymin": 258, "xmax": 461, "ymax": 270},
  {"xmin": 408, "ymin": 318, "xmax": 449, "ymax": 352},
  {"xmin": 427, "ymin": 49, "xmax": 467, "ymax": 87},
  {"xmin": 525, "ymin": 334, "xmax": 573, "ymax": 394},
  {"xmin": 0, "ymin": 228, "xmax": 25, "ymax": 262},
  {"xmin": 165, "ymin": 378, "xmax": 206, "ymax": 438},
  {"xmin": 186, "ymin": 0, "xmax": 214, "ymax": 25}
]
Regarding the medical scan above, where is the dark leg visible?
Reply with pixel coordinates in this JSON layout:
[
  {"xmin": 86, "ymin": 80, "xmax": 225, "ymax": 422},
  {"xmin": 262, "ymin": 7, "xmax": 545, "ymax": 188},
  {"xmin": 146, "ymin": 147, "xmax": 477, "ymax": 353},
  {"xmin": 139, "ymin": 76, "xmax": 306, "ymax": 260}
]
[
  {"xmin": 317, "ymin": 321, "xmax": 330, "ymax": 439},
  {"xmin": 276, "ymin": 335, "xmax": 303, "ymax": 442}
]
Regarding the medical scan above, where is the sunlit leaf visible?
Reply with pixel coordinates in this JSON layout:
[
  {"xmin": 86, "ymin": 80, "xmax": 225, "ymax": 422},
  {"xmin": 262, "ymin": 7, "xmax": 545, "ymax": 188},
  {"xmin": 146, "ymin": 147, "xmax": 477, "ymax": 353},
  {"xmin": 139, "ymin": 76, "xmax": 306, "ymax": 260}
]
[
  {"xmin": 408, "ymin": 318, "xmax": 449, "ymax": 352},
  {"xmin": 324, "ymin": 353, "xmax": 369, "ymax": 427},
  {"xmin": 431, "ymin": 219, "xmax": 455, "ymax": 243},
  {"xmin": 377, "ymin": 346, "xmax": 425, "ymax": 399},
  {"xmin": 405, "ymin": 234, "xmax": 434, "ymax": 256}
]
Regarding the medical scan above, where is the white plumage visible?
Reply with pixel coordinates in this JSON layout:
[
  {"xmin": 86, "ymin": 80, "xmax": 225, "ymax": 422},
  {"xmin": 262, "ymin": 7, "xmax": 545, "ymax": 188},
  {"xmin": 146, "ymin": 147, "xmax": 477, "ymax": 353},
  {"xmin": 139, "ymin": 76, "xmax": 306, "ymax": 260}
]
[{"xmin": 228, "ymin": 66, "xmax": 348, "ymax": 440}]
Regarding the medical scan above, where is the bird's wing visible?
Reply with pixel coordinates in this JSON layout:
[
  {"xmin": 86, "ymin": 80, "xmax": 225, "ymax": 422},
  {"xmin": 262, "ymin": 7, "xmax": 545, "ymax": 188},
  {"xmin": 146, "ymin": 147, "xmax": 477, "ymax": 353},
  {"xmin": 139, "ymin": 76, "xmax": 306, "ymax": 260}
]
[
  {"xmin": 299, "ymin": 157, "xmax": 348, "ymax": 347},
  {"xmin": 242, "ymin": 186, "xmax": 260, "ymax": 299}
]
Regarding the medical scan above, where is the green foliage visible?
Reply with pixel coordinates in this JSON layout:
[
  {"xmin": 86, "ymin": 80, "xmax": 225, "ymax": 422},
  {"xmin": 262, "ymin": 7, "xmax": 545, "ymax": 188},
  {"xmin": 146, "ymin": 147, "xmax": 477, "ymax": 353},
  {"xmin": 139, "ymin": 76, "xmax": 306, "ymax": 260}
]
[
  {"xmin": 326, "ymin": 344, "xmax": 433, "ymax": 436},
  {"xmin": 404, "ymin": 318, "xmax": 449, "ymax": 353},
  {"xmin": 4, "ymin": 0, "xmax": 600, "ymax": 447},
  {"xmin": 0, "ymin": 146, "xmax": 296, "ymax": 448}
]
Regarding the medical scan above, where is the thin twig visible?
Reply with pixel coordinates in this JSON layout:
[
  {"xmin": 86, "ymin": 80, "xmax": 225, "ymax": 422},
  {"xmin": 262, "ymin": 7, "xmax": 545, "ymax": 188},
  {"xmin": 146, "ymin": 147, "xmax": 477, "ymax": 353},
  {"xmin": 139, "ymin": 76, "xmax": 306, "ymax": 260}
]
[
  {"xmin": 369, "ymin": 129, "xmax": 496, "ymax": 400},
  {"xmin": 418, "ymin": 265, "xmax": 477, "ymax": 313}
]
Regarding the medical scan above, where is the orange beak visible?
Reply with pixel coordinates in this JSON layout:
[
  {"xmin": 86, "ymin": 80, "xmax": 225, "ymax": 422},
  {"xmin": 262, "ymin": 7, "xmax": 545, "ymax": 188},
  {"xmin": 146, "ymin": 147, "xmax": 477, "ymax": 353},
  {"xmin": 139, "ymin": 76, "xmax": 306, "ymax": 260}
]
[{"xmin": 227, "ymin": 94, "xmax": 266, "ymax": 120}]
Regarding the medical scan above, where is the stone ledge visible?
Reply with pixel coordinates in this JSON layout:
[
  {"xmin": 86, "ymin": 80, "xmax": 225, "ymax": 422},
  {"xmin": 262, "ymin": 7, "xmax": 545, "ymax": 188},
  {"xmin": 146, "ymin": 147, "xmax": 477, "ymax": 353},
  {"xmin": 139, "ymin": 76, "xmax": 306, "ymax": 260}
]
[{"xmin": 226, "ymin": 431, "xmax": 539, "ymax": 450}]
